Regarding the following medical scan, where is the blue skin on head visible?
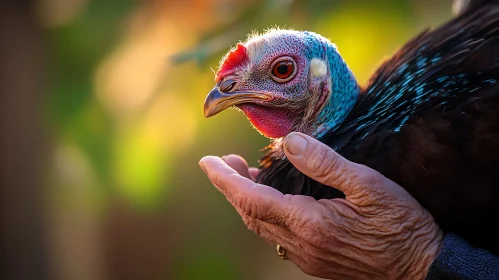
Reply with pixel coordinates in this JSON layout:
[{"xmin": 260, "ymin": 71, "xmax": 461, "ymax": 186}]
[{"xmin": 300, "ymin": 31, "xmax": 360, "ymax": 138}]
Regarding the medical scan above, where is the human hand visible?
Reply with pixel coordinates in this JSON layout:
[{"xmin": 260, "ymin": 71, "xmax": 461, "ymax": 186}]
[{"xmin": 199, "ymin": 132, "xmax": 444, "ymax": 280}]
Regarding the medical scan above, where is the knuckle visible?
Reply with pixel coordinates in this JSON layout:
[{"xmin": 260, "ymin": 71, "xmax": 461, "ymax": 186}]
[
  {"xmin": 308, "ymin": 145, "xmax": 344, "ymax": 186},
  {"xmin": 209, "ymin": 172, "xmax": 226, "ymax": 189},
  {"xmin": 234, "ymin": 194, "xmax": 251, "ymax": 215},
  {"xmin": 243, "ymin": 217, "xmax": 268, "ymax": 239},
  {"xmin": 307, "ymin": 143, "xmax": 328, "ymax": 171},
  {"xmin": 235, "ymin": 192, "xmax": 261, "ymax": 220},
  {"xmin": 243, "ymin": 217, "xmax": 259, "ymax": 233}
]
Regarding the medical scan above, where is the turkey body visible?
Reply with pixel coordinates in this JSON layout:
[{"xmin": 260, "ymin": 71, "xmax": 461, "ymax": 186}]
[{"xmin": 257, "ymin": 2, "xmax": 499, "ymax": 254}]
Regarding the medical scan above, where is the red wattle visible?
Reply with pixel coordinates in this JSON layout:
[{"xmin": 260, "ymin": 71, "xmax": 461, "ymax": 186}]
[{"xmin": 237, "ymin": 104, "xmax": 295, "ymax": 139}]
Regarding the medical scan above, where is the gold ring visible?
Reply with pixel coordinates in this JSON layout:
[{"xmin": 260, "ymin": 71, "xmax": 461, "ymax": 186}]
[{"xmin": 276, "ymin": 244, "xmax": 288, "ymax": 260}]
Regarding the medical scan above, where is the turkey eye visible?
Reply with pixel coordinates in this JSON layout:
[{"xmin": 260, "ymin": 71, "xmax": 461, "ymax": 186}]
[{"xmin": 270, "ymin": 56, "xmax": 297, "ymax": 83}]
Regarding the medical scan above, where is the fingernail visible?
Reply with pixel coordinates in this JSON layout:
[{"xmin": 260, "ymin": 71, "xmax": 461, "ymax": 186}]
[
  {"xmin": 284, "ymin": 133, "xmax": 307, "ymax": 156},
  {"xmin": 198, "ymin": 160, "xmax": 207, "ymax": 174}
]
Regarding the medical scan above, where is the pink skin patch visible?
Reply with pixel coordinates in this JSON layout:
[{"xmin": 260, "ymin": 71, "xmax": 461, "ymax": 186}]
[
  {"xmin": 215, "ymin": 43, "xmax": 249, "ymax": 82},
  {"xmin": 237, "ymin": 104, "xmax": 295, "ymax": 138}
]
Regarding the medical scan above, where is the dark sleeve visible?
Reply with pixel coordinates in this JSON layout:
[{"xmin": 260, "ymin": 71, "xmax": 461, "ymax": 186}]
[{"xmin": 426, "ymin": 233, "xmax": 499, "ymax": 280}]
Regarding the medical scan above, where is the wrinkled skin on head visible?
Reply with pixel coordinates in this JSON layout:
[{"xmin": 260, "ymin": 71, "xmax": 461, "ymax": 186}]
[{"xmin": 204, "ymin": 29, "xmax": 359, "ymax": 139}]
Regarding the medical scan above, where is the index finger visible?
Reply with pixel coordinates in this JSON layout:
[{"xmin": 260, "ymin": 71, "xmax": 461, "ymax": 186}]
[{"xmin": 199, "ymin": 156, "xmax": 294, "ymax": 226}]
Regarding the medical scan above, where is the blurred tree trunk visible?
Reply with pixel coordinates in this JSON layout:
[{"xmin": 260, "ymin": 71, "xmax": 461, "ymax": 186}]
[{"xmin": 0, "ymin": 1, "xmax": 48, "ymax": 279}]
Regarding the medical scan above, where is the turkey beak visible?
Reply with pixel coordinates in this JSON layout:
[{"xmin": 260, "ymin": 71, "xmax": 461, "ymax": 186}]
[{"xmin": 204, "ymin": 86, "xmax": 270, "ymax": 118}]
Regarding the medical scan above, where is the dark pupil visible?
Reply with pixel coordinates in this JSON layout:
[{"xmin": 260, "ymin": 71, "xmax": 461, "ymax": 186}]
[{"xmin": 277, "ymin": 63, "xmax": 289, "ymax": 75}]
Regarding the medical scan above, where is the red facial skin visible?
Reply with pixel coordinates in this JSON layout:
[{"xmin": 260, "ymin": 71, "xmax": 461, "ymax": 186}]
[
  {"xmin": 215, "ymin": 43, "xmax": 249, "ymax": 82},
  {"xmin": 237, "ymin": 104, "xmax": 295, "ymax": 139}
]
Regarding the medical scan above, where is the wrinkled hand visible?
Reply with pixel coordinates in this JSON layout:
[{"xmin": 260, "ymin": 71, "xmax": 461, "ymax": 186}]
[{"xmin": 199, "ymin": 132, "xmax": 443, "ymax": 280}]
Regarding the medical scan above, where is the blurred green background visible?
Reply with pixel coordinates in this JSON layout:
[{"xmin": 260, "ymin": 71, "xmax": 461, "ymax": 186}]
[{"xmin": 1, "ymin": 0, "xmax": 453, "ymax": 279}]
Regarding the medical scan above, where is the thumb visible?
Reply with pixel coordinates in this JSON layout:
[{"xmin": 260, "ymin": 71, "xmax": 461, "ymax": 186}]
[{"xmin": 283, "ymin": 132, "xmax": 383, "ymax": 198}]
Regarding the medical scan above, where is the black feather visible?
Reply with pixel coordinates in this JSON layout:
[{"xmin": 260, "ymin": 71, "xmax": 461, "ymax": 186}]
[{"xmin": 257, "ymin": 1, "xmax": 499, "ymax": 254}]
